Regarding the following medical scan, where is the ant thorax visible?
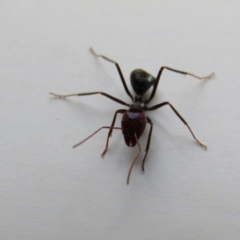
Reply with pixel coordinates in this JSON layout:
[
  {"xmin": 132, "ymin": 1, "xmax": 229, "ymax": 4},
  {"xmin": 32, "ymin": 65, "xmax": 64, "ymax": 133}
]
[
  {"xmin": 133, "ymin": 95, "xmax": 148, "ymax": 109},
  {"xmin": 134, "ymin": 94, "xmax": 147, "ymax": 104},
  {"xmin": 129, "ymin": 101, "xmax": 144, "ymax": 113}
]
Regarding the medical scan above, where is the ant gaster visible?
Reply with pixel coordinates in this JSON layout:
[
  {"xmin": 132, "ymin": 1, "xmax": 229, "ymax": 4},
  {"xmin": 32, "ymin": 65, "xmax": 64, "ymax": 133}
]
[{"xmin": 50, "ymin": 48, "xmax": 214, "ymax": 184}]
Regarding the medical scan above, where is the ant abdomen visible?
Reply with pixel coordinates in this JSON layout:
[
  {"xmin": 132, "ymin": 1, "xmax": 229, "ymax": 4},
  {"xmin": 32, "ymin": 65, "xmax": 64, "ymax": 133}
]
[{"xmin": 130, "ymin": 69, "xmax": 156, "ymax": 95}]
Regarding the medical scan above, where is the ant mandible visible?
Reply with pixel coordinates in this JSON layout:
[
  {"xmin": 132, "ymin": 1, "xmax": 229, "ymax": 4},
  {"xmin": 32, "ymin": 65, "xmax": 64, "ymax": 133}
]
[{"xmin": 50, "ymin": 48, "xmax": 214, "ymax": 184}]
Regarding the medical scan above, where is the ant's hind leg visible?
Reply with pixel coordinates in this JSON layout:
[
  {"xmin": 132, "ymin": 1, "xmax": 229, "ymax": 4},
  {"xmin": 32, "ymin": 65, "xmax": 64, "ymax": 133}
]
[
  {"xmin": 90, "ymin": 47, "xmax": 133, "ymax": 100},
  {"xmin": 147, "ymin": 66, "xmax": 214, "ymax": 103}
]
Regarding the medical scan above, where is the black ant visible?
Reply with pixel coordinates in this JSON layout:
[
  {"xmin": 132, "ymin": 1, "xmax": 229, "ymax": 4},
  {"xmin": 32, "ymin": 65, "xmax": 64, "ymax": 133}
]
[{"xmin": 50, "ymin": 48, "xmax": 214, "ymax": 184}]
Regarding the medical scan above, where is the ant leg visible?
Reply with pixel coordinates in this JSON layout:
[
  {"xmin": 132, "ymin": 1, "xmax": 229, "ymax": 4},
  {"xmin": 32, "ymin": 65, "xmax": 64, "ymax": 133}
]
[
  {"xmin": 142, "ymin": 117, "xmax": 153, "ymax": 171},
  {"xmin": 73, "ymin": 126, "xmax": 122, "ymax": 148},
  {"xmin": 90, "ymin": 47, "xmax": 133, "ymax": 100},
  {"xmin": 101, "ymin": 109, "xmax": 127, "ymax": 156},
  {"xmin": 127, "ymin": 133, "xmax": 141, "ymax": 185},
  {"xmin": 147, "ymin": 102, "xmax": 207, "ymax": 149},
  {"xmin": 147, "ymin": 66, "xmax": 214, "ymax": 103},
  {"xmin": 50, "ymin": 91, "xmax": 130, "ymax": 107}
]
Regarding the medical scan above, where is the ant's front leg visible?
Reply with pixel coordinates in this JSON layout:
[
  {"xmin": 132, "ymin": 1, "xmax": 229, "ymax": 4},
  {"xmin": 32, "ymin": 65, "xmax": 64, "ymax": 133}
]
[
  {"xmin": 141, "ymin": 117, "xmax": 153, "ymax": 171},
  {"xmin": 101, "ymin": 109, "xmax": 126, "ymax": 156}
]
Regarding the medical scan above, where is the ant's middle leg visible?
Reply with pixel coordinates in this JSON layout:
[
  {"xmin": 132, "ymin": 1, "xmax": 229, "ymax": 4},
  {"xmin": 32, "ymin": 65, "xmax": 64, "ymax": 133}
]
[
  {"xmin": 147, "ymin": 102, "xmax": 207, "ymax": 149},
  {"xmin": 50, "ymin": 91, "xmax": 130, "ymax": 107}
]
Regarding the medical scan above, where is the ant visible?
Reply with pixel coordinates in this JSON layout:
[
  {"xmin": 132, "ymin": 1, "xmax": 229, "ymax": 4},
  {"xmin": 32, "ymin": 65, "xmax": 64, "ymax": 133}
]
[{"xmin": 50, "ymin": 48, "xmax": 214, "ymax": 184}]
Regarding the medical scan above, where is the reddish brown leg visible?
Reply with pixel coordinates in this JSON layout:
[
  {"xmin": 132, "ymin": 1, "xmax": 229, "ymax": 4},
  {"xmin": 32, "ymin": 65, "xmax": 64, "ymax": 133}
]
[
  {"xmin": 142, "ymin": 117, "xmax": 153, "ymax": 171},
  {"xmin": 50, "ymin": 92, "xmax": 130, "ymax": 107},
  {"xmin": 101, "ymin": 109, "xmax": 127, "ymax": 156},
  {"xmin": 147, "ymin": 102, "xmax": 207, "ymax": 149},
  {"xmin": 147, "ymin": 66, "xmax": 214, "ymax": 104},
  {"xmin": 90, "ymin": 48, "xmax": 133, "ymax": 100}
]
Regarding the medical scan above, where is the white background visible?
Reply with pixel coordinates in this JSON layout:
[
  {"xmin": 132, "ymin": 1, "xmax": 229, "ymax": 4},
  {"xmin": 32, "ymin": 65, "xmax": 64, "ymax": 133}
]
[{"xmin": 1, "ymin": 1, "xmax": 240, "ymax": 239}]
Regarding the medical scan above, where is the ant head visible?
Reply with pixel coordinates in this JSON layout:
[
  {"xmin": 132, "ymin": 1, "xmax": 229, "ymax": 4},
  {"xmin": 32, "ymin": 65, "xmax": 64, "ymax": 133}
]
[
  {"xmin": 130, "ymin": 69, "xmax": 156, "ymax": 96},
  {"xmin": 121, "ymin": 110, "xmax": 147, "ymax": 147}
]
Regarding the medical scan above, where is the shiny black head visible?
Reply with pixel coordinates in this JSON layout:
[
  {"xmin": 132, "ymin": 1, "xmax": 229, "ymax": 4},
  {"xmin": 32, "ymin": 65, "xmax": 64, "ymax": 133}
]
[{"xmin": 130, "ymin": 69, "xmax": 156, "ymax": 96}]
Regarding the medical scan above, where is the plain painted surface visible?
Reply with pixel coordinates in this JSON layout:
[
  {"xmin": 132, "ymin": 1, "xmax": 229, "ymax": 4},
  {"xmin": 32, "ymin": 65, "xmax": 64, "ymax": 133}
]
[{"xmin": 1, "ymin": 1, "xmax": 240, "ymax": 239}]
